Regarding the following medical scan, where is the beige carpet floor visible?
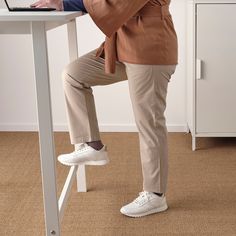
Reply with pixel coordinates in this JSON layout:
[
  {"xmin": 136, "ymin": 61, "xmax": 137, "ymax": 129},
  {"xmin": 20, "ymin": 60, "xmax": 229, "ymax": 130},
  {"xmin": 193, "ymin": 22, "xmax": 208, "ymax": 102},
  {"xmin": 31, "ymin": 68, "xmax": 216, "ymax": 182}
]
[{"xmin": 0, "ymin": 132, "xmax": 236, "ymax": 236}]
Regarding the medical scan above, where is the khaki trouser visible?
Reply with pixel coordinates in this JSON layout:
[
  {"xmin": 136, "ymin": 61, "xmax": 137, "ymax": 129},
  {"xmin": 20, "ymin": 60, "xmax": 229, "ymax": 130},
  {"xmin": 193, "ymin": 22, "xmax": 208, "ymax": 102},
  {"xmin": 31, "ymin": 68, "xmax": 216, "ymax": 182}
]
[{"xmin": 62, "ymin": 49, "xmax": 176, "ymax": 194}]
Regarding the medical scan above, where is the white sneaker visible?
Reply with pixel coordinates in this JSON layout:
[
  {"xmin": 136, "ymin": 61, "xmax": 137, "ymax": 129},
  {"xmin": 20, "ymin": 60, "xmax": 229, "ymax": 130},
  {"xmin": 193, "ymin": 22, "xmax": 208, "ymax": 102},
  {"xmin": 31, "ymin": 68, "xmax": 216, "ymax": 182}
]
[
  {"xmin": 120, "ymin": 191, "xmax": 168, "ymax": 217},
  {"xmin": 57, "ymin": 143, "xmax": 109, "ymax": 166}
]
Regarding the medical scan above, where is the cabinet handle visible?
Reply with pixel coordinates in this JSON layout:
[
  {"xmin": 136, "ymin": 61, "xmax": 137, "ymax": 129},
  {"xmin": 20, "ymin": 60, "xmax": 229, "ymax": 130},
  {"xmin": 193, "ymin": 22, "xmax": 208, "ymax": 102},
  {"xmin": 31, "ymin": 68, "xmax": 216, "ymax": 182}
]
[{"xmin": 196, "ymin": 59, "xmax": 202, "ymax": 79}]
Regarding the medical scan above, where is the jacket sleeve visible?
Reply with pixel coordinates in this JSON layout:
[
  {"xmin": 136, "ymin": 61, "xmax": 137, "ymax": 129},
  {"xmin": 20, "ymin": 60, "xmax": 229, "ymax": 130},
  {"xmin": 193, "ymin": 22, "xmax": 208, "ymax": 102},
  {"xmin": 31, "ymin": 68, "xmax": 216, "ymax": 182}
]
[
  {"xmin": 63, "ymin": 0, "xmax": 87, "ymax": 12},
  {"xmin": 83, "ymin": 0, "xmax": 149, "ymax": 38}
]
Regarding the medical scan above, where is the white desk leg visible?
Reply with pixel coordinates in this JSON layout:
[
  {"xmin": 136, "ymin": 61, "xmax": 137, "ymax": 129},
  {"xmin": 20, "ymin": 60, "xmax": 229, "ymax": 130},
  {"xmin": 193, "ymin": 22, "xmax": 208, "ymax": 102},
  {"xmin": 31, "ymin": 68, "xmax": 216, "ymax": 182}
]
[
  {"xmin": 31, "ymin": 22, "xmax": 60, "ymax": 236},
  {"xmin": 67, "ymin": 19, "xmax": 87, "ymax": 192}
]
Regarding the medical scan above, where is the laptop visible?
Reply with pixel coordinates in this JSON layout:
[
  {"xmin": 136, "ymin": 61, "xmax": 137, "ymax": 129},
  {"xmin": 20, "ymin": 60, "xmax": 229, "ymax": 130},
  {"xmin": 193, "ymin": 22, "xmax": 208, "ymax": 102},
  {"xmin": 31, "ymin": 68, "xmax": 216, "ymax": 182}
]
[{"xmin": 4, "ymin": 0, "xmax": 56, "ymax": 11}]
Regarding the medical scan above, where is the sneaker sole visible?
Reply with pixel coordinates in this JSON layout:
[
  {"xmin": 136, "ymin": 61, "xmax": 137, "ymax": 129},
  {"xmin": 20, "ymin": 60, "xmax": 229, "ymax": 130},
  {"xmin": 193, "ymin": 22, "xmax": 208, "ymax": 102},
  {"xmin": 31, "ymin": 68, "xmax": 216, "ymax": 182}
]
[
  {"xmin": 120, "ymin": 204, "xmax": 168, "ymax": 218},
  {"xmin": 58, "ymin": 158, "xmax": 109, "ymax": 166}
]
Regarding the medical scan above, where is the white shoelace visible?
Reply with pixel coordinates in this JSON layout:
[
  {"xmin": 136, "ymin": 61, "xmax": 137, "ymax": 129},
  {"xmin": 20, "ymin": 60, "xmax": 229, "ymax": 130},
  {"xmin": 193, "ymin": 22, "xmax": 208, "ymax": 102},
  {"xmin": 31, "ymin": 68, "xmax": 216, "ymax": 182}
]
[
  {"xmin": 133, "ymin": 191, "xmax": 151, "ymax": 205},
  {"xmin": 74, "ymin": 143, "xmax": 90, "ymax": 152},
  {"xmin": 75, "ymin": 143, "xmax": 106, "ymax": 152},
  {"xmin": 77, "ymin": 143, "xmax": 87, "ymax": 149}
]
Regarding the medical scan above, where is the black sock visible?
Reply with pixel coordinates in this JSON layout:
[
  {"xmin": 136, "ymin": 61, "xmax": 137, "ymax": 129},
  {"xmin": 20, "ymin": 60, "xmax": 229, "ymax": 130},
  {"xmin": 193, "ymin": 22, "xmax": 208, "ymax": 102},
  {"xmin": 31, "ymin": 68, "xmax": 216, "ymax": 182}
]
[{"xmin": 152, "ymin": 192, "xmax": 163, "ymax": 197}]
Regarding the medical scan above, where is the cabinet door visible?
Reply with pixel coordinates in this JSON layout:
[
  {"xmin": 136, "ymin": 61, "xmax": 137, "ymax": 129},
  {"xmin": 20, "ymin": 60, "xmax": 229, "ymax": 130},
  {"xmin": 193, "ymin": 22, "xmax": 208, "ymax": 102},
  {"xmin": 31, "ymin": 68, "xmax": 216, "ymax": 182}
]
[{"xmin": 196, "ymin": 4, "xmax": 236, "ymax": 133}]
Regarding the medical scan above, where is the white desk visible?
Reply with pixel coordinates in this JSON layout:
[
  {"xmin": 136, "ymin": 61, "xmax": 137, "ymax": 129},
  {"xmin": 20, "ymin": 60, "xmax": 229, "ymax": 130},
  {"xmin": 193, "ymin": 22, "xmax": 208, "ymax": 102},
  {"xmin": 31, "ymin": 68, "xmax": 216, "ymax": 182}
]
[{"xmin": 0, "ymin": 9, "xmax": 87, "ymax": 236}]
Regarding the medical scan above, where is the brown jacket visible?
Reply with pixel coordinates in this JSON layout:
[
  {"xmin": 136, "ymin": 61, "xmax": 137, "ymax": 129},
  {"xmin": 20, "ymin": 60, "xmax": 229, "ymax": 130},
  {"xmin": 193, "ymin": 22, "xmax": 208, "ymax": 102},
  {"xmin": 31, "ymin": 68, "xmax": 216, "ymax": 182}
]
[{"xmin": 83, "ymin": 0, "xmax": 178, "ymax": 74}]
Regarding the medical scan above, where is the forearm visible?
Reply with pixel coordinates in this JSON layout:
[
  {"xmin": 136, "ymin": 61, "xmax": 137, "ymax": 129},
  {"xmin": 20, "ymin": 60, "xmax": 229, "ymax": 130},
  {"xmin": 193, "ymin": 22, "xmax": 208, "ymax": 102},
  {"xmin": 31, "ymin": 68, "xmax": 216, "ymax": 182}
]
[
  {"xmin": 83, "ymin": 0, "xmax": 149, "ymax": 37},
  {"xmin": 63, "ymin": 0, "xmax": 87, "ymax": 12}
]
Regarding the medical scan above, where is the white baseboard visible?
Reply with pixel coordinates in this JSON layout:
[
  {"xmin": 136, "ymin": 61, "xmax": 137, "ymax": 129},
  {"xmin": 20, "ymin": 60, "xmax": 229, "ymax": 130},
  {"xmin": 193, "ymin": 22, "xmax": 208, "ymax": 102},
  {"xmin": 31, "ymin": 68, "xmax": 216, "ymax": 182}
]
[{"xmin": 0, "ymin": 123, "xmax": 188, "ymax": 132}]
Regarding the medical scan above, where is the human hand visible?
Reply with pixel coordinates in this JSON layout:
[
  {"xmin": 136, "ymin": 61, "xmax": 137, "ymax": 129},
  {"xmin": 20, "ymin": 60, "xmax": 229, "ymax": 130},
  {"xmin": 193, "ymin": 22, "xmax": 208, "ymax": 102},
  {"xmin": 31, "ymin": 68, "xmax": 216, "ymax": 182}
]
[{"xmin": 30, "ymin": 0, "xmax": 64, "ymax": 11}]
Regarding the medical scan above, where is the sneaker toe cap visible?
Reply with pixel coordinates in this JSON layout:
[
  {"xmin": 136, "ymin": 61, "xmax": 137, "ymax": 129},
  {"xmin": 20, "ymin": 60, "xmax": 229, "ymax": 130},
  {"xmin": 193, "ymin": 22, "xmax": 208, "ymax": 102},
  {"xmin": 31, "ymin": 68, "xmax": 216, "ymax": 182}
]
[
  {"xmin": 120, "ymin": 203, "xmax": 137, "ymax": 215},
  {"xmin": 57, "ymin": 155, "xmax": 63, "ymax": 162},
  {"xmin": 58, "ymin": 154, "xmax": 71, "ymax": 163},
  {"xmin": 120, "ymin": 206, "xmax": 127, "ymax": 214}
]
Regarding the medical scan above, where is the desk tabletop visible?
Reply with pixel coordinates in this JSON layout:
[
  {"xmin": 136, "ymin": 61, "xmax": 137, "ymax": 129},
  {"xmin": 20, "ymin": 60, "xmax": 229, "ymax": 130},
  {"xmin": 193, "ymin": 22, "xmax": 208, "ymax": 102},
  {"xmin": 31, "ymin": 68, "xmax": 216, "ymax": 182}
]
[{"xmin": 0, "ymin": 9, "xmax": 83, "ymax": 21}]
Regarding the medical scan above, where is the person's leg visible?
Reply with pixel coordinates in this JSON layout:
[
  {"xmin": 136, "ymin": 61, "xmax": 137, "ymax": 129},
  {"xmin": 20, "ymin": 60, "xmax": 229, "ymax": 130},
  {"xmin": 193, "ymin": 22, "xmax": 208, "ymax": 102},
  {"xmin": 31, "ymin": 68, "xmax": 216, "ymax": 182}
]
[
  {"xmin": 62, "ymin": 49, "xmax": 128, "ymax": 147},
  {"xmin": 123, "ymin": 63, "xmax": 176, "ymax": 195}
]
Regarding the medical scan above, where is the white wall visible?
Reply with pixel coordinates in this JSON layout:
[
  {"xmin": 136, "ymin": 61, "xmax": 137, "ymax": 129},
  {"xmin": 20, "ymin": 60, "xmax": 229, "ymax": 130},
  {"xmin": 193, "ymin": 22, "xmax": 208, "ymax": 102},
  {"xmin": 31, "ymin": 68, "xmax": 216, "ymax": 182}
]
[{"xmin": 0, "ymin": 0, "xmax": 187, "ymax": 132}]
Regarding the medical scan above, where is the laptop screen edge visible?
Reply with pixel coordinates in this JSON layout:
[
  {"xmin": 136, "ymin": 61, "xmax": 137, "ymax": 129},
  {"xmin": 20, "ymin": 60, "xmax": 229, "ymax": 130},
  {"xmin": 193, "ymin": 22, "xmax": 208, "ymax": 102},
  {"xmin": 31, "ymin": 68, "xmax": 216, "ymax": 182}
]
[{"xmin": 3, "ymin": 0, "xmax": 12, "ymax": 10}]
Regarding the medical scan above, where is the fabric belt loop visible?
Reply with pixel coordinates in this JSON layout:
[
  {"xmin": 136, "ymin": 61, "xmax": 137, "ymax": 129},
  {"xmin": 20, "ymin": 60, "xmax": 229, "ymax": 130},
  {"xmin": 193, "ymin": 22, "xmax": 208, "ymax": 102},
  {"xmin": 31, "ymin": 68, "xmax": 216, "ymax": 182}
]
[{"xmin": 161, "ymin": 6, "xmax": 164, "ymax": 20}]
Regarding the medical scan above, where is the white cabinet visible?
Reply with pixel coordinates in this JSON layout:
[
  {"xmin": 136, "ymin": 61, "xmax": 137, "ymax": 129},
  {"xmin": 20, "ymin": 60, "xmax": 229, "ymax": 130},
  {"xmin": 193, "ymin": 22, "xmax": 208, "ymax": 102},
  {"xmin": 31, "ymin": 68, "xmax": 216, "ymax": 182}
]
[{"xmin": 187, "ymin": 0, "xmax": 236, "ymax": 151}]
